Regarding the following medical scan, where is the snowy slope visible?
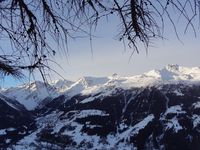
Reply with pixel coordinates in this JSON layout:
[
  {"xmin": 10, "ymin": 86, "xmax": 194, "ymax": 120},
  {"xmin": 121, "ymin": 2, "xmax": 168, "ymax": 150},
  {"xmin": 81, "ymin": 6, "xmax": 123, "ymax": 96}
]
[{"xmin": 1, "ymin": 81, "xmax": 58, "ymax": 110}]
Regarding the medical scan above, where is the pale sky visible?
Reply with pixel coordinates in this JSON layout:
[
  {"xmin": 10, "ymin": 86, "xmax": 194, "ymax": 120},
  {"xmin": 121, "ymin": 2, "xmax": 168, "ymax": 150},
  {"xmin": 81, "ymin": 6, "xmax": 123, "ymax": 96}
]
[
  {"xmin": 50, "ymin": 15, "xmax": 200, "ymax": 80},
  {"xmin": 1, "ymin": 9, "xmax": 200, "ymax": 88}
]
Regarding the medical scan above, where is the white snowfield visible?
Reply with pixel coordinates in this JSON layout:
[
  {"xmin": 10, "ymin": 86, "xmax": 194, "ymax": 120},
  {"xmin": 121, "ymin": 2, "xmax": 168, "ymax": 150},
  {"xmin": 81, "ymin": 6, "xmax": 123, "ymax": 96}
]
[{"xmin": 1, "ymin": 64, "xmax": 200, "ymax": 110}]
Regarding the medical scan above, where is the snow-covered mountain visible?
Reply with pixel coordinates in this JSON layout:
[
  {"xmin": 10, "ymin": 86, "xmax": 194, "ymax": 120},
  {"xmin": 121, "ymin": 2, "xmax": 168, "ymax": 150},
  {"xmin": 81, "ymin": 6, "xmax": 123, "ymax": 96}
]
[
  {"xmin": 1, "ymin": 81, "xmax": 58, "ymax": 110},
  {"xmin": 1, "ymin": 64, "xmax": 200, "ymax": 149},
  {"xmin": 3, "ymin": 64, "xmax": 200, "ymax": 110}
]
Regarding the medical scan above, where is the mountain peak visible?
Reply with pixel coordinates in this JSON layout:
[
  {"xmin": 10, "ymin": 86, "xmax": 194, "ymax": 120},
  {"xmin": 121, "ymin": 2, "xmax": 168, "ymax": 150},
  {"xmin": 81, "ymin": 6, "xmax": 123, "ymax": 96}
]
[
  {"xmin": 51, "ymin": 79, "xmax": 74, "ymax": 90},
  {"xmin": 165, "ymin": 64, "xmax": 180, "ymax": 72}
]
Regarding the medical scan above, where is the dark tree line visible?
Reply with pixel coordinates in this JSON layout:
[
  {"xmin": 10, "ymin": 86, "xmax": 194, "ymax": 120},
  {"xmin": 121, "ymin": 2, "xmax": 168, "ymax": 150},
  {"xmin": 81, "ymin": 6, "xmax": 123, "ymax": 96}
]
[{"xmin": 0, "ymin": 0, "xmax": 199, "ymax": 81}]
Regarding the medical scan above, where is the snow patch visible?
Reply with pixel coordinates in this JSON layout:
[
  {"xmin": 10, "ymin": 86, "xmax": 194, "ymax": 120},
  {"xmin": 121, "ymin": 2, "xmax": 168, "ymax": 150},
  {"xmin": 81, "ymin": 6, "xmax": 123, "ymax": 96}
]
[
  {"xmin": 0, "ymin": 129, "xmax": 6, "ymax": 135},
  {"xmin": 119, "ymin": 114, "xmax": 155, "ymax": 141},
  {"xmin": 80, "ymin": 97, "xmax": 95, "ymax": 103},
  {"xmin": 192, "ymin": 115, "xmax": 200, "ymax": 128},
  {"xmin": 193, "ymin": 101, "xmax": 200, "ymax": 109},
  {"xmin": 173, "ymin": 89, "xmax": 184, "ymax": 96},
  {"xmin": 130, "ymin": 114, "xmax": 155, "ymax": 135},
  {"xmin": 6, "ymin": 127, "xmax": 16, "ymax": 131},
  {"xmin": 164, "ymin": 105, "xmax": 186, "ymax": 116},
  {"xmin": 165, "ymin": 117, "xmax": 183, "ymax": 133},
  {"xmin": 76, "ymin": 109, "xmax": 109, "ymax": 118}
]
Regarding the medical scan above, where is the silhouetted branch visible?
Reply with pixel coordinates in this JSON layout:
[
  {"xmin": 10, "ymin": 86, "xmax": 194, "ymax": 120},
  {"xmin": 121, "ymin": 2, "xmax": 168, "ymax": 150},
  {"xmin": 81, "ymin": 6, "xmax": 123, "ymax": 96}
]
[{"xmin": 0, "ymin": 0, "xmax": 199, "ymax": 81}]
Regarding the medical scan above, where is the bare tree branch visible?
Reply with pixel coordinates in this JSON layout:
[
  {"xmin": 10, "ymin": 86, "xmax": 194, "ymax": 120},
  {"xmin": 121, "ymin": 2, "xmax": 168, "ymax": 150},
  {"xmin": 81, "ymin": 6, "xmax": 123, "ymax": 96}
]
[{"xmin": 0, "ymin": 0, "xmax": 199, "ymax": 82}]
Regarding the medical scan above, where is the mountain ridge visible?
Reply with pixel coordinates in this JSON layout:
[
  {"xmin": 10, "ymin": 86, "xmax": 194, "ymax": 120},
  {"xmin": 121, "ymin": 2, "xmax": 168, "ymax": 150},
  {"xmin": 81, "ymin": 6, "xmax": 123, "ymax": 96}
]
[{"xmin": 2, "ymin": 64, "xmax": 200, "ymax": 110}]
